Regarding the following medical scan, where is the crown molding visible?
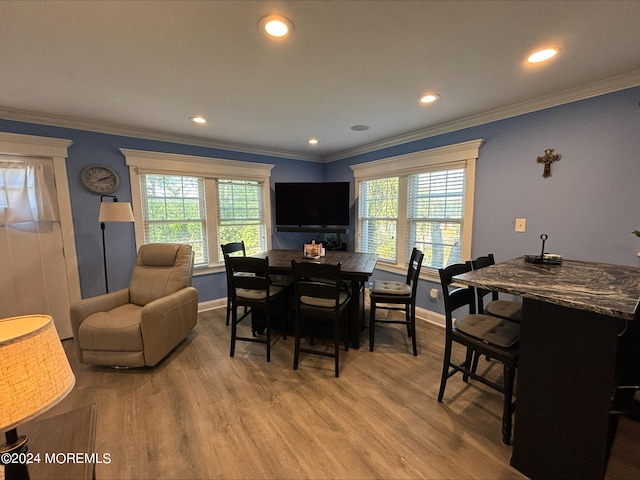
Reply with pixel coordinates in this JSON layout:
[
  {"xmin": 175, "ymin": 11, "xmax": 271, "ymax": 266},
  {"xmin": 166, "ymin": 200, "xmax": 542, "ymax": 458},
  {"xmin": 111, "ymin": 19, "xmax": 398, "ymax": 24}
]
[
  {"xmin": 323, "ymin": 69, "xmax": 640, "ymax": 162},
  {"xmin": 0, "ymin": 107, "xmax": 320, "ymax": 163}
]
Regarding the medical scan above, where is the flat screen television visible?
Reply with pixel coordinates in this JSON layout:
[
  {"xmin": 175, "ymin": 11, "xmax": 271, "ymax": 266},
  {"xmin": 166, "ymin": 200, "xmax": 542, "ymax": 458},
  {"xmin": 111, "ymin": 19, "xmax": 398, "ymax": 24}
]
[{"xmin": 275, "ymin": 182, "xmax": 350, "ymax": 227}]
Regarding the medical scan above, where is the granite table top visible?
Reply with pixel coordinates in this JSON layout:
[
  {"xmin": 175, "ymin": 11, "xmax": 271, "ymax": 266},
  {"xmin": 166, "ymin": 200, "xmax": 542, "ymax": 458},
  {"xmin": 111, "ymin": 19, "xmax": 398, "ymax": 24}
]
[{"xmin": 454, "ymin": 257, "xmax": 640, "ymax": 321}]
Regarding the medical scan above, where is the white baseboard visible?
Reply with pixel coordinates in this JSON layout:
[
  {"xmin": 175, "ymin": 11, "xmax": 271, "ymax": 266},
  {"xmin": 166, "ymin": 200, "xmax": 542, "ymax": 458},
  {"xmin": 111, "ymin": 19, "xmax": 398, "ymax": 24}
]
[
  {"xmin": 198, "ymin": 298, "xmax": 227, "ymax": 312},
  {"xmin": 416, "ymin": 306, "xmax": 445, "ymax": 328}
]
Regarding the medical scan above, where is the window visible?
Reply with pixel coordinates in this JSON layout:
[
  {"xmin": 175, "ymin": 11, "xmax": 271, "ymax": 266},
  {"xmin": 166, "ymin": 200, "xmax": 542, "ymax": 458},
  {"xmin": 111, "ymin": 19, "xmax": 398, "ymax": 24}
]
[
  {"xmin": 123, "ymin": 149, "xmax": 274, "ymax": 270},
  {"xmin": 351, "ymin": 139, "xmax": 481, "ymax": 276},
  {"xmin": 216, "ymin": 179, "xmax": 265, "ymax": 256},
  {"xmin": 358, "ymin": 177, "xmax": 398, "ymax": 262},
  {"xmin": 141, "ymin": 174, "xmax": 208, "ymax": 264},
  {"xmin": 407, "ymin": 169, "xmax": 465, "ymax": 270}
]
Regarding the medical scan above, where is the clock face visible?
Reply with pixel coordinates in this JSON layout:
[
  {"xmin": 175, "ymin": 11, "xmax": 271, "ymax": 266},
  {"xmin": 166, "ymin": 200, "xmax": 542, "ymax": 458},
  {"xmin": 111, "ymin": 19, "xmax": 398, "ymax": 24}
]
[{"xmin": 80, "ymin": 165, "xmax": 120, "ymax": 194}]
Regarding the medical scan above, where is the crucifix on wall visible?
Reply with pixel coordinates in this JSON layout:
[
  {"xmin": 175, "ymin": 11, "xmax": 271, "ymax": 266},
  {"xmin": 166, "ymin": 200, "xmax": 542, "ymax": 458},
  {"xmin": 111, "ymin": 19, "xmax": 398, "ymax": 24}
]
[{"xmin": 536, "ymin": 148, "xmax": 561, "ymax": 178}]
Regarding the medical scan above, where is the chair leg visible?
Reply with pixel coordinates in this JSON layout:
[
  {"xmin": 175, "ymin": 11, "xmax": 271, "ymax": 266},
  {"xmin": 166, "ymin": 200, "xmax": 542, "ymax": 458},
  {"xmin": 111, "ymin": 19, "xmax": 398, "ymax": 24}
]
[
  {"xmin": 281, "ymin": 295, "xmax": 288, "ymax": 340},
  {"xmin": 410, "ymin": 306, "xmax": 417, "ymax": 356},
  {"xmin": 344, "ymin": 313, "xmax": 350, "ymax": 352},
  {"xmin": 369, "ymin": 301, "xmax": 376, "ymax": 352},
  {"xmin": 334, "ymin": 312, "xmax": 340, "ymax": 378},
  {"xmin": 230, "ymin": 305, "xmax": 237, "ymax": 357},
  {"xmin": 265, "ymin": 311, "xmax": 271, "ymax": 363},
  {"xmin": 502, "ymin": 364, "xmax": 516, "ymax": 445},
  {"xmin": 293, "ymin": 311, "xmax": 301, "ymax": 370},
  {"xmin": 462, "ymin": 348, "xmax": 474, "ymax": 382},
  {"xmin": 438, "ymin": 338, "xmax": 452, "ymax": 402},
  {"xmin": 361, "ymin": 281, "xmax": 366, "ymax": 331},
  {"xmin": 471, "ymin": 351, "xmax": 481, "ymax": 374},
  {"xmin": 226, "ymin": 302, "xmax": 231, "ymax": 326}
]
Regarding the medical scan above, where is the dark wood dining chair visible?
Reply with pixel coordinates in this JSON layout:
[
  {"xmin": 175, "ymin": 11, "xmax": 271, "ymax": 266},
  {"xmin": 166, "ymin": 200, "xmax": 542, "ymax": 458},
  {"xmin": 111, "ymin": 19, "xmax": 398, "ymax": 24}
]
[
  {"xmin": 438, "ymin": 262, "xmax": 520, "ymax": 445},
  {"xmin": 221, "ymin": 241, "xmax": 247, "ymax": 326},
  {"xmin": 290, "ymin": 260, "xmax": 350, "ymax": 378},
  {"xmin": 369, "ymin": 247, "xmax": 424, "ymax": 356},
  {"xmin": 470, "ymin": 254, "xmax": 522, "ymax": 323},
  {"xmin": 226, "ymin": 255, "xmax": 287, "ymax": 362}
]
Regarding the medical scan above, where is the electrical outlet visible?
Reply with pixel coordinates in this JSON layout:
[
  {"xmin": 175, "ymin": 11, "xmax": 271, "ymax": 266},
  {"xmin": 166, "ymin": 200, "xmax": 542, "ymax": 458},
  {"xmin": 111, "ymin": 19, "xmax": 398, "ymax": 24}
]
[
  {"xmin": 429, "ymin": 288, "xmax": 440, "ymax": 302},
  {"xmin": 515, "ymin": 218, "xmax": 526, "ymax": 232}
]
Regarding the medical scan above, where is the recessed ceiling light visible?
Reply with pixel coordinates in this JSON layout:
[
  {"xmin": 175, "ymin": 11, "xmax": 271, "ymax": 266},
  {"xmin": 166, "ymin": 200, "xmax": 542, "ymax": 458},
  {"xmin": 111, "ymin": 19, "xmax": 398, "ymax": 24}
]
[
  {"xmin": 351, "ymin": 125, "xmax": 370, "ymax": 131},
  {"xmin": 189, "ymin": 115, "xmax": 207, "ymax": 124},
  {"xmin": 527, "ymin": 48, "xmax": 559, "ymax": 64},
  {"xmin": 307, "ymin": 138, "xmax": 319, "ymax": 145},
  {"xmin": 259, "ymin": 15, "xmax": 294, "ymax": 38},
  {"xmin": 419, "ymin": 93, "xmax": 440, "ymax": 104}
]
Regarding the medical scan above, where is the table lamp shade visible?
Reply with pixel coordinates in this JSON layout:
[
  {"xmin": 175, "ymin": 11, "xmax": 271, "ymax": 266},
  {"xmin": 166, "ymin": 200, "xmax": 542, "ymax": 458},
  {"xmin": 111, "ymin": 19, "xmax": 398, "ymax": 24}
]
[
  {"xmin": 99, "ymin": 201, "xmax": 134, "ymax": 223},
  {"xmin": 0, "ymin": 315, "xmax": 75, "ymax": 432}
]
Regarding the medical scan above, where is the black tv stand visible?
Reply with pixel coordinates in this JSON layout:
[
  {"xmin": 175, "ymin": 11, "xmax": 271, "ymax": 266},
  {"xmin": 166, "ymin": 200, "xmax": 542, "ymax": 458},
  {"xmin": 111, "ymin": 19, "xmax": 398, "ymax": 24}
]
[{"xmin": 276, "ymin": 226, "xmax": 347, "ymax": 234}]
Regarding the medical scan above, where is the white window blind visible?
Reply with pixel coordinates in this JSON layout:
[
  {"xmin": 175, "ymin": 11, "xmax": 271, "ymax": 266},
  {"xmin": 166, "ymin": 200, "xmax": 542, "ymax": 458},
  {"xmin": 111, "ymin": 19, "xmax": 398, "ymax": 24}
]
[
  {"xmin": 407, "ymin": 168, "xmax": 465, "ymax": 269},
  {"xmin": 216, "ymin": 179, "xmax": 266, "ymax": 256},
  {"xmin": 357, "ymin": 177, "xmax": 398, "ymax": 262},
  {"xmin": 140, "ymin": 174, "xmax": 207, "ymax": 264}
]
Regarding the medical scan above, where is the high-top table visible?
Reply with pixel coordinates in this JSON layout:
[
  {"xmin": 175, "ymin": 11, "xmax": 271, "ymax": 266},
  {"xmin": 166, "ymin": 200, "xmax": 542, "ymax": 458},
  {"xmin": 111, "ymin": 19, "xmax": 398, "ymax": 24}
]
[
  {"xmin": 454, "ymin": 257, "xmax": 640, "ymax": 480},
  {"xmin": 253, "ymin": 249, "xmax": 379, "ymax": 348}
]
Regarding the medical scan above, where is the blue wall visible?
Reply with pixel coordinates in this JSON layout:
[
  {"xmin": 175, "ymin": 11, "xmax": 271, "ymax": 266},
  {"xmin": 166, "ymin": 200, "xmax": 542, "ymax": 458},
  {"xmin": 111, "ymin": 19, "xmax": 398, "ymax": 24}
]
[{"xmin": 2, "ymin": 85, "xmax": 639, "ymax": 314}]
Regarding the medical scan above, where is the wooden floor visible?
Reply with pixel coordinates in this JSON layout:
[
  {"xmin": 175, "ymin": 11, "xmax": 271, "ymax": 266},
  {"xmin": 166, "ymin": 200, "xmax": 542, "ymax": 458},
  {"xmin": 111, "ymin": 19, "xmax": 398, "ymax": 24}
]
[{"xmin": 23, "ymin": 307, "xmax": 640, "ymax": 479}]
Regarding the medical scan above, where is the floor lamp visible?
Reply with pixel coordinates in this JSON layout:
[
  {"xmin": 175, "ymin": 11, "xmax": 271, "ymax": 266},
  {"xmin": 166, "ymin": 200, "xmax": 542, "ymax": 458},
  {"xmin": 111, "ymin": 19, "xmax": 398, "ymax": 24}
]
[
  {"xmin": 0, "ymin": 315, "xmax": 76, "ymax": 480},
  {"xmin": 99, "ymin": 195, "xmax": 134, "ymax": 293}
]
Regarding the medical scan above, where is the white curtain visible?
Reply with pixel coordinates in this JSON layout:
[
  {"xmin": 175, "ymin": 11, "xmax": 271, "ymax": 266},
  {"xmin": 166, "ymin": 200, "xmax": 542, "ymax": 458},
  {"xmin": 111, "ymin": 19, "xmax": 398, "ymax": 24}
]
[
  {"xmin": 0, "ymin": 156, "xmax": 72, "ymax": 338},
  {"xmin": 0, "ymin": 160, "xmax": 59, "ymax": 225}
]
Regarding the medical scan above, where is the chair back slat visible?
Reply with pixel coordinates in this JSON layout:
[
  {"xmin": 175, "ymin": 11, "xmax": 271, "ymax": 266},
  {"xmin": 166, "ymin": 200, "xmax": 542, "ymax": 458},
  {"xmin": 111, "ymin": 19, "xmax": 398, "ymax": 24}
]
[
  {"xmin": 291, "ymin": 261, "xmax": 342, "ymax": 307},
  {"xmin": 439, "ymin": 263, "xmax": 477, "ymax": 326},
  {"xmin": 221, "ymin": 241, "xmax": 246, "ymax": 257},
  {"xmin": 406, "ymin": 247, "xmax": 424, "ymax": 298},
  {"xmin": 226, "ymin": 256, "xmax": 271, "ymax": 295},
  {"xmin": 470, "ymin": 253, "xmax": 499, "ymax": 306}
]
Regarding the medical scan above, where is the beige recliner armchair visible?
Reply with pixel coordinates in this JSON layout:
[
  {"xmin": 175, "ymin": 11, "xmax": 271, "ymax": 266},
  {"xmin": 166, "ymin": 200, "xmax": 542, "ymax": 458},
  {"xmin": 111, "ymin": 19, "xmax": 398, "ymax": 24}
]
[{"xmin": 71, "ymin": 243, "xmax": 198, "ymax": 367}]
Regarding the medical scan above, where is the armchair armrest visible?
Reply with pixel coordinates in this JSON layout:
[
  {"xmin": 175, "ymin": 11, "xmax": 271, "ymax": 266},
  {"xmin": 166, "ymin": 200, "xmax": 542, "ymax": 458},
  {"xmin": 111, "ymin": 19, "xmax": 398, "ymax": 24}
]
[
  {"xmin": 70, "ymin": 288, "xmax": 130, "ymax": 336},
  {"xmin": 140, "ymin": 287, "xmax": 199, "ymax": 366},
  {"xmin": 70, "ymin": 288, "xmax": 130, "ymax": 361}
]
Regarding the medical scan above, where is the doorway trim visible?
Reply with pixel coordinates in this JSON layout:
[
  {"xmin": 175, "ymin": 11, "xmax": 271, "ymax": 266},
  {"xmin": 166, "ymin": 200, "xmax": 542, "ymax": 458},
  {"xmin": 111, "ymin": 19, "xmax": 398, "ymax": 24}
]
[{"xmin": 0, "ymin": 132, "xmax": 81, "ymax": 308}]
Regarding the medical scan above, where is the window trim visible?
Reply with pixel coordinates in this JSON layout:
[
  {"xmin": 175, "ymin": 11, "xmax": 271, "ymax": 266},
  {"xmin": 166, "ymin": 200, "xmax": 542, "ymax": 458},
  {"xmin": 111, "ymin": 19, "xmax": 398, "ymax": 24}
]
[
  {"xmin": 122, "ymin": 149, "xmax": 274, "ymax": 274},
  {"xmin": 350, "ymin": 139, "xmax": 482, "ymax": 280}
]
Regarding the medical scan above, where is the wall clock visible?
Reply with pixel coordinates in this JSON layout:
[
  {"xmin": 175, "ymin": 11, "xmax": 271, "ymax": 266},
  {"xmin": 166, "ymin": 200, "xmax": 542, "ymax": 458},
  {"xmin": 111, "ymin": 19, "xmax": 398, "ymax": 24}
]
[{"xmin": 80, "ymin": 165, "xmax": 120, "ymax": 194}]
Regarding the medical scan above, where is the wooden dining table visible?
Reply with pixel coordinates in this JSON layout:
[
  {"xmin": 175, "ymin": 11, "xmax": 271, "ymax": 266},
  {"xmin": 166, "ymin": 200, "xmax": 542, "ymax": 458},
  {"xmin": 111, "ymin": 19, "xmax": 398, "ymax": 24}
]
[
  {"xmin": 252, "ymin": 249, "xmax": 379, "ymax": 348},
  {"xmin": 454, "ymin": 257, "xmax": 640, "ymax": 480}
]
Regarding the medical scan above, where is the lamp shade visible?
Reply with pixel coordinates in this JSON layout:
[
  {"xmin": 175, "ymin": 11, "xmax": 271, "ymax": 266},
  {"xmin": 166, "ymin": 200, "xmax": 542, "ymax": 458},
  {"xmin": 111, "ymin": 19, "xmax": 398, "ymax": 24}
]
[
  {"xmin": 0, "ymin": 315, "xmax": 75, "ymax": 432},
  {"xmin": 99, "ymin": 201, "xmax": 134, "ymax": 223}
]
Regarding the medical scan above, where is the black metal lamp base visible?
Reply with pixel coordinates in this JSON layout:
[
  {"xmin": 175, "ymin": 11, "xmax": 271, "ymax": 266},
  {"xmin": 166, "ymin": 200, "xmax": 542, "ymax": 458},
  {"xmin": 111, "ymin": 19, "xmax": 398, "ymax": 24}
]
[{"xmin": 0, "ymin": 428, "xmax": 30, "ymax": 480}]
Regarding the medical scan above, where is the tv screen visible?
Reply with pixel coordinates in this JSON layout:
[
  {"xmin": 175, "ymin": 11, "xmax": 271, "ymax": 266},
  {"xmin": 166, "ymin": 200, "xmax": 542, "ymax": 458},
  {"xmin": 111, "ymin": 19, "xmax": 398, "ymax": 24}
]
[{"xmin": 275, "ymin": 182, "xmax": 350, "ymax": 226}]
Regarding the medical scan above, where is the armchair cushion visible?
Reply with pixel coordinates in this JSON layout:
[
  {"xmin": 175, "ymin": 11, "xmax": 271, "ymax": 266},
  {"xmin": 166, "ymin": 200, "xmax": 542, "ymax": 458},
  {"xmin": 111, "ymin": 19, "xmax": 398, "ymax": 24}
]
[{"xmin": 78, "ymin": 303, "xmax": 143, "ymax": 352}]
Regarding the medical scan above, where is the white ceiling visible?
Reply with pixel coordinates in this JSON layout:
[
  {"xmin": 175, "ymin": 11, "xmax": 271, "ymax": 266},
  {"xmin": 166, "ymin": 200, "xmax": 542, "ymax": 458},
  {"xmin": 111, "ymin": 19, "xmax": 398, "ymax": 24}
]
[{"xmin": 1, "ymin": 1, "xmax": 639, "ymax": 162}]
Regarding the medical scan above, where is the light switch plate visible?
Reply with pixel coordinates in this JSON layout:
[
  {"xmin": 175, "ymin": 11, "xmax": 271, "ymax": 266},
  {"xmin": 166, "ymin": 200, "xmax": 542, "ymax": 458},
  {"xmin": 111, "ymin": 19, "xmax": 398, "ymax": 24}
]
[{"xmin": 515, "ymin": 218, "xmax": 526, "ymax": 232}]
